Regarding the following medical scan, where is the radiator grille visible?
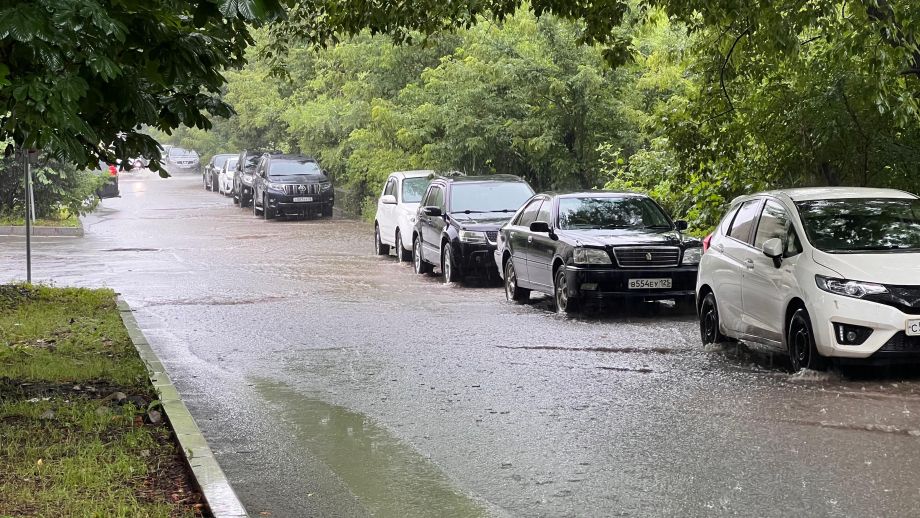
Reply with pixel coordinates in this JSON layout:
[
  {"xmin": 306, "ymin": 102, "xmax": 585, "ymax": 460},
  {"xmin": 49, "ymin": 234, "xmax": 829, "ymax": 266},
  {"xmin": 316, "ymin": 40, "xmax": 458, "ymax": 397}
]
[{"xmin": 612, "ymin": 246, "xmax": 680, "ymax": 268}]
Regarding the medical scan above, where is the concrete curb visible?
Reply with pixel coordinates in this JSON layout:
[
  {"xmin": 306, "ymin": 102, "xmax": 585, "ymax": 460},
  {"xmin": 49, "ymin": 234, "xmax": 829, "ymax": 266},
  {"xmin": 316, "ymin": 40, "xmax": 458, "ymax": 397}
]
[
  {"xmin": 117, "ymin": 298, "xmax": 248, "ymax": 518},
  {"xmin": 0, "ymin": 224, "xmax": 84, "ymax": 237}
]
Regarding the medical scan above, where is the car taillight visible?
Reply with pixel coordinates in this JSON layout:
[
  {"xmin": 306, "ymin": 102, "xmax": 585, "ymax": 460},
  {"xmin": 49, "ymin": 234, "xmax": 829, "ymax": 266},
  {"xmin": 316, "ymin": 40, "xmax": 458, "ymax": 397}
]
[
  {"xmin": 702, "ymin": 233, "xmax": 713, "ymax": 252},
  {"xmin": 109, "ymin": 165, "xmax": 118, "ymax": 176}
]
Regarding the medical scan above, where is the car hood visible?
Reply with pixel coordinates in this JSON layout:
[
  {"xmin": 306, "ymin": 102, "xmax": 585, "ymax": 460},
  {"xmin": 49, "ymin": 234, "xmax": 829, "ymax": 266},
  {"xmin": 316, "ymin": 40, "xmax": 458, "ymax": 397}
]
[
  {"xmin": 449, "ymin": 213, "xmax": 514, "ymax": 230},
  {"xmin": 557, "ymin": 228, "xmax": 693, "ymax": 247},
  {"xmin": 812, "ymin": 249, "xmax": 920, "ymax": 285},
  {"xmin": 270, "ymin": 175, "xmax": 328, "ymax": 183}
]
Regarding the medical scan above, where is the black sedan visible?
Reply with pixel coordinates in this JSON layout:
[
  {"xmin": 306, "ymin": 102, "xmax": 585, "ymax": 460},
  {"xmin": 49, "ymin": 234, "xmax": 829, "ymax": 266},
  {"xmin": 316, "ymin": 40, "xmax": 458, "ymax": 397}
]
[{"xmin": 495, "ymin": 191, "xmax": 701, "ymax": 313}]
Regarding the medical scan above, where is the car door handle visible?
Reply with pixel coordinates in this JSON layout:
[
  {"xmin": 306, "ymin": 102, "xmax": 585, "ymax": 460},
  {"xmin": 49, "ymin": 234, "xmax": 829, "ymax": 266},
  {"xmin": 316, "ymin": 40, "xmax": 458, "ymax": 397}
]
[
  {"xmin": 744, "ymin": 259, "xmax": 754, "ymax": 269},
  {"xmin": 527, "ymin": 236, "xmax": 533, "ymax": 243}
]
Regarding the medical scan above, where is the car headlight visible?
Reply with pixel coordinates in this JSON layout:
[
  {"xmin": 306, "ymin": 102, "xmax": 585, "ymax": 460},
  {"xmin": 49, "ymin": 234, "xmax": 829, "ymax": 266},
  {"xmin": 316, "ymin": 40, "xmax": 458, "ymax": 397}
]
[
  {"xmin": 320, "ymin": 182, "xmax": 333, "ymax": 191},
  {"xmin": 267, "ymin": 182, "xmax": 286, "ymax": 191},
  {"xmin": 242, "ymin": 174, "xmax": 253, "ymax": 183},
  {"xmin": 682, "ymin": 247, "xmax": 703, "ymax": 265},
  {"xmin": 815, "ymin": 275, "xmax": 888, "ymax": 299},
  {"xmin": 459, "ymin": 230, "xmax": 487, "ymax": 244},
  {"xmin": 573, "ymin": 247, "xmax": 611, "ymax": 265}
]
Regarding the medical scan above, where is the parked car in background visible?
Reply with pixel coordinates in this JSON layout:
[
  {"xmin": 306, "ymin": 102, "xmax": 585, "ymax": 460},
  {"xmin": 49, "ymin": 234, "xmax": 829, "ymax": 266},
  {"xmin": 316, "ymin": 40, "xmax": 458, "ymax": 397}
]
[
  {"xmin": 232, "ymin": 149, "xmax": 265, "ymax": 208},
  {"xmin": 374, "ymin": 170, "xmax": 433, "ymax": 262},
  {"xmin": 252, "ymin": 154, "xmax": 334, "ymax": 219},
  {"xmin": 164, "ymin": 147, "xmax": 200, "ymax": 176},
  {"xmin": 496, "ymin": 192, "xmax": 701, "ymax": 313},
  {"xmin": 697, "ymin": 187, "xmax": 920, "ymax": 371},
  {"xmin": 203, "ymin": 153, "xmax": 236, "ymax": 191},
  {"xmin": 130, "ymin": 156, "xmax": 149, "ymax": 169},
  {"xmin": 218, "ymin": 157, "xmax": 238, "ymax": 196},
  {"xmin": 94, "ymin": 161, "xmax": 119, "ymax": 198},
  {"xmin": 412, "ymin": 175, "xmax": 534, "ymax": 282}
]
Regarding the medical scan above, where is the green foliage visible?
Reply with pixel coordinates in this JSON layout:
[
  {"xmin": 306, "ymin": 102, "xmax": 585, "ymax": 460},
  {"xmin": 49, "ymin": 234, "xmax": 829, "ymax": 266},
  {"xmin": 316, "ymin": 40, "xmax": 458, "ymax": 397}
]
[
  {"xmin": 0, "ymin": 0, "xmax": 285, "ymax": 175},
  {"xmin": 0, "ymin": 154, "xmax": 105, "ymax": 220}
]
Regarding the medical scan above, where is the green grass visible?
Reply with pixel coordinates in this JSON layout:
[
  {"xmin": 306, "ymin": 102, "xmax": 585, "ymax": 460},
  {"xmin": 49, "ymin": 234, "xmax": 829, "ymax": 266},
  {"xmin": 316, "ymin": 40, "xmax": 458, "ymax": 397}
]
[
  {"xmin": 0, "ymin": 213, "xmax": 81, "ymax": 228},
  {"xmin": 0, "ymin": 285, "xmax": 198, "ymax": 517}
]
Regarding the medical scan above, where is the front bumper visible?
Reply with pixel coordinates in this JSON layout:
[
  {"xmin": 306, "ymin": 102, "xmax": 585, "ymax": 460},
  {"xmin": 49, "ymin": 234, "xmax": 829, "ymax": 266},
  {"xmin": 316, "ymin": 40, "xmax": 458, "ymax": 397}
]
[
  {"xmin": 266, "ymin": 192, "xmax": 334, "ymax": 216},
  {"xmin": 564, "ymin": 265, "xmax": 698, "ymax": 300},
  {"xmin": 456, "ymin": 242, "xmax": 499, "ymax": 274},
  {"xmin": 809, "ymin": 293, "xmax": 920, "ymax": 360}
]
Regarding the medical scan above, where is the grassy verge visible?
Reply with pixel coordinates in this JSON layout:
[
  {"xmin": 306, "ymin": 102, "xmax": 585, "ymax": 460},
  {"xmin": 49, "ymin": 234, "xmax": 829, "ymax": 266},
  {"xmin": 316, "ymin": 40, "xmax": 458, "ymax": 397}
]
[
  {"xmin": 0, "ymin": 285, "xmax": 204, "ymax": 517},
  {"xmin": 0, "ymin": 215, "xmax": 81, "ymax": 227}
]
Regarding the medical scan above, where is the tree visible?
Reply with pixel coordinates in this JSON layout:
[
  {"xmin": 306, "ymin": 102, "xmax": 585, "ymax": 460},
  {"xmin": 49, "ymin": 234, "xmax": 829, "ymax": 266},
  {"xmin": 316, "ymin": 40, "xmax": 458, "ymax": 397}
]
[{"xmin": 0, "ymin": 0, "xmax": 284, "ymax": 175}]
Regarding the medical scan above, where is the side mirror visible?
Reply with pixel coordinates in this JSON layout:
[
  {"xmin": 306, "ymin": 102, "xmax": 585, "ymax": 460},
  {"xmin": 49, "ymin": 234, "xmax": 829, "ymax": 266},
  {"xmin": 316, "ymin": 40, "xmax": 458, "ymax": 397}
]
[
  {"xmin": 529, "ymin": 221, "xmax": 551, "ymax": 233},
  {"xmin": 423, "ymin": 206, "xmax": 442, "ymax": 217},
  {"xmin": 381, "ymin": 194, "xmax": 397, "ymax": 205},
  {"xmin": 762, "ymin": 237, "xmax": 784, "ymax": 267},
  {"xmin": 675, "ymin": 220, "xmax": 689, "ymax": 231}
]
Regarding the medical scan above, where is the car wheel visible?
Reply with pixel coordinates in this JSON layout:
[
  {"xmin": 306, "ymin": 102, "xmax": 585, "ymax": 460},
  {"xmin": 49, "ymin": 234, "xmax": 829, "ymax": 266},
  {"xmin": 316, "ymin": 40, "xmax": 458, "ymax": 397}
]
[
  {"xmin": 505, "ymin": 260, "xmax": 530, "ymax": 303},
  {"xmin": 553, "ymin": 267, "xmax": 580, "ymax": 314},
  {"xmin": 787, "ymin": 307, "xmax": 827, "ymax": 372},
  {"xmin": 204, "ymin": 174, "xmax": 211, "ymax": 190},
  {"xmin": 253, "ymin": 193, "xmax": 261, "ymax": 216},
  {"xmin": 374, "ymin": 225, "xmax": 390, "ymax": 255},
  {"xmin": 263, "ymin": 196, "xmax": 275, "ymax": 220},
  {"xmin": 441, "ymin": 243, "xmax": 462, "ymax": 283},
  {"xmin": 395, "ymin": 232, "xmax": 411, "ymax": 263},
  {"xmin": 323, "ymin": 204, "xmax": 333, "ymax": 218},
  {"xmin": 413, "ymin": 236, "xmax": 432, "ymax": 274},
  {"xmin": 699, "ymin": 292, "xmax": 729, "ymax": 345}
]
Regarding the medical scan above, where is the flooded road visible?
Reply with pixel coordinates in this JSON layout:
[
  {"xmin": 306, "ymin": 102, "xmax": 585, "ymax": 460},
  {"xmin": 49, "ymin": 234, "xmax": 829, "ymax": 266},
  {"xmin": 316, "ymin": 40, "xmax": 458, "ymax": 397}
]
[{"xmin": 3, "ymin": 172, "xmax": 920, "ymax": 517}]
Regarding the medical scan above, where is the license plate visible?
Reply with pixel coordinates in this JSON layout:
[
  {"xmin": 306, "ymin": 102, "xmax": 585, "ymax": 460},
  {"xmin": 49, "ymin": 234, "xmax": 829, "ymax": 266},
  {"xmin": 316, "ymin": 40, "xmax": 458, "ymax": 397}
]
[
  {"xmin": 629, "ymin": 278, "xmax": 672, "ymax": 289},
  {"xmin": 293, "ymin": 196, "xmax": 313, "ymax": 202},
  {"xmin": 908, "ymin": 319, "xmax": 920, "ymax": 336}
]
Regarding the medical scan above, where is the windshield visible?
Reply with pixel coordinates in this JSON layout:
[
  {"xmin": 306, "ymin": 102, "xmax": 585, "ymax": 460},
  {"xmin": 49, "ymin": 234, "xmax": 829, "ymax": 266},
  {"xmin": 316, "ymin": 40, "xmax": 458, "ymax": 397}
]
[
  {"xmin": 796, "ymin": 198, "xmax": 920, "ymax": 252},
  {"xmin": 225, "ymin": 158, "xmax": 238, "ymax": 171},
  {"xmin": 168, "ymin": 147, "xmax": 197, "ymax": 158},
  {"xmin": 213, "ymin": 155, "xmax": 230, "ymax": 168},
  {"xmin": 269, "ymin": 160, "xmax": 322, "ymax": 177},
  {"xmin": 558, "ymin": 197, "xmax": 672, "ymax": 230},
  {"xmin": 449, "ymin": 182, "xmax": 534, "ymax": 213},
  {"xmin": 402, "ymin": 177, "xmax": 429, "ymax": 203}
]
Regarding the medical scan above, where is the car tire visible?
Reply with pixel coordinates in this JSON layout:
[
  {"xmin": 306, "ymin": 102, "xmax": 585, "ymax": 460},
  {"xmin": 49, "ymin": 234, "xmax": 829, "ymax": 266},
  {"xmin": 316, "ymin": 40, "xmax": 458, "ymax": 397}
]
[
  {"xmin": 505, "ymin": 260, "xmax": 530, "ymax": 303},
  {"xmin": 204, "ymin": 174, "xmax": 211, "ymax": 190},
  {"xmin": 553, "ymin": 267, "xmax": 580, "ymax": 314},
  {"xmin": 395, "ymin": 232, "xmax": 411, "ymax": 263},
  {"xmin": 253, "ymin": 193, "xmax": 261, "ymax": 216},
  {"xmin": 441, "ymin": 243, "xmax": 462, "ymax": 283},
  {"xmin": 413, "ymin": 236, "xmax": 432, "ymax": 274},
  {"xmin": 375, "ymin": 225, "xmax": 390, "ymax": 255},
  {"xmin": 212, "ymin": 176, "xmax": 219, "ymax": 192},
  {"xmin": 787, "ymin": 307, "xmax": 827, "ymax": 372},
  {"xmin": 699, "ymin": 292, "xmax": 729, "ymax": 345},
  {"xmin": 264, "ymin": 196, "xmax": 275, "ymax": 220},
  {"xmin": 323, "ymin": 204, "xmax": 333, "ymax": 218},
  {"xmin": 232, "ymin": 185, "xmax": 240, "ymax": 205}
]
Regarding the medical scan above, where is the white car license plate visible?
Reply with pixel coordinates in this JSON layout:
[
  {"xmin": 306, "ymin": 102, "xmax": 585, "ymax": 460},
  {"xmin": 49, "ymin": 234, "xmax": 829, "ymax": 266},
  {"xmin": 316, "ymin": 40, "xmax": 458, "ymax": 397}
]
[
  {"xmin": 629, "ymin": 278, "xmax": 672, "ymax": 289},
  {"xmin": 908, "ymin": 319, "xmax": 920, "ymax": 336},
  {"xmin": 293, "ymin": 196, "xmax": 313, "ymax": 203}
]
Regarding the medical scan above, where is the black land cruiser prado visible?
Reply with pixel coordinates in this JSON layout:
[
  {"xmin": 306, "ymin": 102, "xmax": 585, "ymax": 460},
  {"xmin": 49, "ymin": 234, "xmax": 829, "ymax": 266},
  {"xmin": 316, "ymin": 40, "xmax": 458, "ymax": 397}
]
[
  {"xmin": 412, "ymin": 175, "xmax": 534, "ymax": 282},
  {"xmin": 252, "ymin": 153, "xmax": 334, "ymax": 219}
]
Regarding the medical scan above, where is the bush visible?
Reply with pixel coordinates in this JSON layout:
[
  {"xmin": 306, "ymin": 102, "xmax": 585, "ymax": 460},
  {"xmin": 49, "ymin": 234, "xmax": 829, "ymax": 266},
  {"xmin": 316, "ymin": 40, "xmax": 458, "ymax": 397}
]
[{"xmin": 0, "ymin": 154, "xmax": 105, "ymax": 221}]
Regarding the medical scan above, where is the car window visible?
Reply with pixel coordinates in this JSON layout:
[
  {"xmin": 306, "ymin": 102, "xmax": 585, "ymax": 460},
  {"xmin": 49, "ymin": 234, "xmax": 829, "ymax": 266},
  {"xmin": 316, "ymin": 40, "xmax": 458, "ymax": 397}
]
[
  {"xmin": 449, "ymin": 182, "xmax": 534, "ymax": 214},
  {"xmin": 269, "ymin": 159, "xmax": 321, "ymax": 177},
  {"xmin": 383, "ymin": 178, "xmax": 396, "ymax": 197},
  {"xmin": 225, "ymin": 158, "xmax": 238, "ymax": 172},
  {"xmin": 516, "ymin": 199, "xmax": 543, "ymax": 227},
  {"xmin": 402, "ymin": 177, "xmax": 428, "ymax": 203},
  {"xmin": 431, "ymin": 187, "xmax": 445, "ymax": 209},
  {"xmin": 213, "ymin": 155, "xmax": 229, "ymax": 169},
  {"xmin": 786, "ymin": 227, "xmax": 803, "ymax": 257},
  {"xmin": 535, "ymin": 199, "xmax": 552, "ymax": 224},
  {"xmin": 557, "ymin": 196, "xmax": 672, "ymax": 230},
  {"xmin": 753, "ymin": 200, "xmax": 790, "ymax": 249},
  {"xmin": 795, "ymin": 198, "xmax": 920, "ymax": 252},
  {"xmin": 718, "ymin": 204, "xmax": 741, "ymax": 236},
  {"xmin": 728, "ymin": 199, "xmax": 763, "ymax": 244}
]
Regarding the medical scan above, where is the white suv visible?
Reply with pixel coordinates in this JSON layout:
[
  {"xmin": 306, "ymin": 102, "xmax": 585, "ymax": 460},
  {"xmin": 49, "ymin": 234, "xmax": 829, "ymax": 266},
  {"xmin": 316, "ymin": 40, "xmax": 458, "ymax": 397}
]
[
  {"xmin": 374, "ymin": 171, "xmax": 433, "ymax": 262},
  {"xmin": 696, "ymin": 187, "xmax": 920, "ymax": 370}
]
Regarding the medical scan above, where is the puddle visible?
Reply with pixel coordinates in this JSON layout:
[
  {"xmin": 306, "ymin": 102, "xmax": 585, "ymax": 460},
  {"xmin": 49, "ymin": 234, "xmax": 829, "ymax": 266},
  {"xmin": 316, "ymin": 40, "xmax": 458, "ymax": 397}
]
[
  {"xmin": 497, "ymin": 344, "xmax": 675, "ymax": 355},
  {"xmin": 254, "ymin": 381, "xmax": 488, "ymax": 518}
]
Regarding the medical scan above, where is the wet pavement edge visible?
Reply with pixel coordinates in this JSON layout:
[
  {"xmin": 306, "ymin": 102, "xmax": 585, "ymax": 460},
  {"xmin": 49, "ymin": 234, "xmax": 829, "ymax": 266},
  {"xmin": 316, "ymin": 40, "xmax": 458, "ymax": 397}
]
[{"xmin": 117, "ymin": 298, "xmax": 249, "ymax": 518}]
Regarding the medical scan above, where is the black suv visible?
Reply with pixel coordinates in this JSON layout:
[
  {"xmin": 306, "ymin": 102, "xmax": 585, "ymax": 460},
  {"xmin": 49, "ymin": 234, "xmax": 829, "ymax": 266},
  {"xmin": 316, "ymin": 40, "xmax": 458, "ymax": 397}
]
[
  {"xmin": 232, "ymin": 149, "xmax": 265, "ymax": 208},
  {"xmin": 251, "ymin": 153, "xmax": 334, "ymax": 219},
  {"xmin": 496, "ymin": 191, "xmax": 701, "ymax": 313},
  {"xmin": 412, "ymin": 175, "xmax": 534, "ymax": 282}
]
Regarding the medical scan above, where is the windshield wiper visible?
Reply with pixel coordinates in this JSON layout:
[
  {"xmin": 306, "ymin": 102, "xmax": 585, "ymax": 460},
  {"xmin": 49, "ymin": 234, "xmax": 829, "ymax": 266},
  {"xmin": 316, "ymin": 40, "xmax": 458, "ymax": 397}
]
[{"xmin": 451, "ymin": 210, "xmax": 488, "ymax": 214}]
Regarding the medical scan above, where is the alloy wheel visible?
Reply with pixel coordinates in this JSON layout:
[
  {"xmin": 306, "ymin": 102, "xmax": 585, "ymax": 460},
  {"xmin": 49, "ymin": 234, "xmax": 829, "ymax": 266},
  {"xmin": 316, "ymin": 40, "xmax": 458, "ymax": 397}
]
[{"xmin": 505, "ymin": 262, "xmax": 517, "ymax": 301}]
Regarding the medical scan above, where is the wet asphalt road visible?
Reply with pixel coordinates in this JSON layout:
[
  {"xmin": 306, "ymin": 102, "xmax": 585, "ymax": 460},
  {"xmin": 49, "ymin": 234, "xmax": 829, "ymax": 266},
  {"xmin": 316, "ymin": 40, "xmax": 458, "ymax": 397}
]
[{"xmin": 3, "ymin": 171, "xmax": 920, "ymax": 517}]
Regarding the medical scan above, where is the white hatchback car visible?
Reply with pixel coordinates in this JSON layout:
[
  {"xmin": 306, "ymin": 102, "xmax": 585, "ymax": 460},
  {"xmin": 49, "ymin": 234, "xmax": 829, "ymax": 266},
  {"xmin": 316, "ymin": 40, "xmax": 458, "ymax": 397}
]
[
  {"xmin": 218, "ymin": 156, "xmax": 238, "ymax": 196},
  {"xmin": 374, "ymin": 170, "xmax": 433, "ymax": 262},
  {"xmin": 697, "ymin": 187, "xmax": 920, "ymax": 370}
]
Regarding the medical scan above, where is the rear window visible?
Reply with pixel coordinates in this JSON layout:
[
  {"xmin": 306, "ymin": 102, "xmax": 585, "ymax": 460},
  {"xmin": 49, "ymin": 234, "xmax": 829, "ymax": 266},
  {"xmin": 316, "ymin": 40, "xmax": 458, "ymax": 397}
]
[
  {"xmin": 269, "ymin": 159, "xmax": 322, "ymax": 176},
  {"xmin": 402, "ymin": 177, "xmax": 429, "ymax": 203},
  {"xmin": 213, "ymin": 155, "xmax": 230, "ymax": 168}
]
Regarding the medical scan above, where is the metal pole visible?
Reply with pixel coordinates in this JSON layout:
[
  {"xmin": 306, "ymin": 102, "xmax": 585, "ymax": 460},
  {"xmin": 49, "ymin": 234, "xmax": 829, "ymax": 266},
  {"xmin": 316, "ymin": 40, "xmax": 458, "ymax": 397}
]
[{"xmin": 22, "ymin": 147, "xmax": 31, "ymax": 283}]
